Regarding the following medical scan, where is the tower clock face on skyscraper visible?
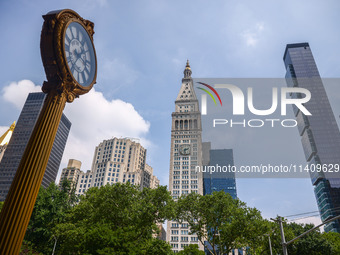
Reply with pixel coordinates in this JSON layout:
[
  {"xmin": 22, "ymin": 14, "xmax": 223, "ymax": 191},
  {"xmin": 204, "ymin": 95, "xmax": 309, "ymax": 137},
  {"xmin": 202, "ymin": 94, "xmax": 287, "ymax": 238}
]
[
  {"xmin": 179, "ymin": 144, "xmax": 191, "ymax": 155},
  {"xmin": 64, "ymin": 22, "xmax": 96, "ymax": 87}
]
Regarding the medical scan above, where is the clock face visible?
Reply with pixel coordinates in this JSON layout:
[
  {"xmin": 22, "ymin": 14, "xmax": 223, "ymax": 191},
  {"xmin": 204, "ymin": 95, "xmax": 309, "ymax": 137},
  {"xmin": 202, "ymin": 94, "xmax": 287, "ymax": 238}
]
[
  {"xmin": 64, "ymin": 22, "xmax": 96, "ymax": 87},
  {"xmin": 179, "ymin": 144, "xmax": 191, "ymax": 155}
]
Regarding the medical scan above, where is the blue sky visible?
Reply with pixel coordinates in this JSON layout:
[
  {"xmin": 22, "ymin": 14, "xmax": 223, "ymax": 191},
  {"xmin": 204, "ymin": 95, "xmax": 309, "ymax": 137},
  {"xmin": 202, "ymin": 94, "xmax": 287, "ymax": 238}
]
[{"xmin": 1, "ymin": 0, "xmax": 340, "ymax": 225}]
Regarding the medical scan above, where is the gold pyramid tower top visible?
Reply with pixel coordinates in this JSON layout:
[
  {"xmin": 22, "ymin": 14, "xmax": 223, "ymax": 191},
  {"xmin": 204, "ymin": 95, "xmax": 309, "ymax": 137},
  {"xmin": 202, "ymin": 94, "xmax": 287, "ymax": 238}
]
[{"xmin": 0, "ymin": 121, "xmax": 16, "ymax": 146}]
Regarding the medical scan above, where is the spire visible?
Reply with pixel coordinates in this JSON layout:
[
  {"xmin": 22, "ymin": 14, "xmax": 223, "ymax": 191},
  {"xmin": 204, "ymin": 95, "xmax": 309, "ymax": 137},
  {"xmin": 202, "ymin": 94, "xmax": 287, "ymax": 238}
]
[
  {"xmin": 0, "ymin": 121, "xmax": 15, "ymax": 146},
  {"xmin": 186, "ymin": 59, "xmax": 191, "ymax": 69},
  {"xmin": 9, "ymin": 121, "xmax": 15, "ymax": 131},
  {"xmin": 184, "ymin": 59, "xmax": 192, "ymax": 78}
]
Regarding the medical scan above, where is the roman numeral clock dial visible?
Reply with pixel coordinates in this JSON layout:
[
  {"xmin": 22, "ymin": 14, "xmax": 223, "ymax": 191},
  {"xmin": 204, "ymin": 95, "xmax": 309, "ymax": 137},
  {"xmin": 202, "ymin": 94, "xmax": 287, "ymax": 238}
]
[
  {"xmin": 64, "ymin": 22, "xmax": 95, "ymax": 87},
  {"xmin": 40, "ymin": 9, "xmax": 97, "ymax": 102}
]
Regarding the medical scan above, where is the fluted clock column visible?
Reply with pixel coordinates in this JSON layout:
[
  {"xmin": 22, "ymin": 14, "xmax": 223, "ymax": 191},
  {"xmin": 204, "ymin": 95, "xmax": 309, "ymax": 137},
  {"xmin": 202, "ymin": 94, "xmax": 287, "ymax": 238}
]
[{"xmin": 0, "ymin": 91, "xmax": 67, "ymax": 254}]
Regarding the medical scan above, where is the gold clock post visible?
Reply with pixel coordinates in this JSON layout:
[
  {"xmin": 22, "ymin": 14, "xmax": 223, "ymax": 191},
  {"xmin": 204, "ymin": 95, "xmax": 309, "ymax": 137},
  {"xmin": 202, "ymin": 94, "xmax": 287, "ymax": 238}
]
[{"xmin": 0, "ymin": 9, "xmax": 97, "ymax": 255}]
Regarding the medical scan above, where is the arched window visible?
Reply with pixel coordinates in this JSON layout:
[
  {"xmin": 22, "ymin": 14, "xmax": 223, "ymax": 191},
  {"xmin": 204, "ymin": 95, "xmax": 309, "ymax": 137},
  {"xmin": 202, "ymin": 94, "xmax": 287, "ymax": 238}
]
[{"xmin": 184, "ymin": 120, "xmax": 188, "ymax": 129}]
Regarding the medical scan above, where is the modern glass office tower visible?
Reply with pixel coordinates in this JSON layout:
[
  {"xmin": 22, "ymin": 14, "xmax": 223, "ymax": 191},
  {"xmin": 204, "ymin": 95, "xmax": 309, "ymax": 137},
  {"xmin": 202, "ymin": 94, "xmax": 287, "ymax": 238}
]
[
  {"xmin": 202, "ymin": 142, "xmax": 237, "ymax": 198},
  {"xmin": 0, "ymin": 92, "xmax": 71, "ymax": 201},
  {"xmin": 202, "ymin": 142, "xmax": 240, "ymax": 254},
  {"xmin": 283, "ymin": 43, "xmax": 340, "ymax": 232}
]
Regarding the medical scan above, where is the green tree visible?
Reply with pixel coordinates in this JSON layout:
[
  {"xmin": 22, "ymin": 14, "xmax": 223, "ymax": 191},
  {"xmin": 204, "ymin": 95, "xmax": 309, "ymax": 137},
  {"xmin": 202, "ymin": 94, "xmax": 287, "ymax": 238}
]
[
  {"xmin": 266, "ymin": 220, "xmax": 337, "ymax": 255},
  {"xmin": 23, "ymin": 179, "xmax": 78, "ymax": 254},
  {"xmin": 54, "ymin": 183, "xmax": 174, "ymax": 255},
  {"xmin": 286, "ymin": 222, "xmax": 332, "ymax": 255},
  {"xmin": 174, "ymin": 191, "xmax": 269, "ymax": 255},
  {"xmin": 322, "ymin": 231, "xmax": 340, "ymax": 254},
  {"xmin": 177, "ymin": 244, "xmax": 205, "ymax": 255}
]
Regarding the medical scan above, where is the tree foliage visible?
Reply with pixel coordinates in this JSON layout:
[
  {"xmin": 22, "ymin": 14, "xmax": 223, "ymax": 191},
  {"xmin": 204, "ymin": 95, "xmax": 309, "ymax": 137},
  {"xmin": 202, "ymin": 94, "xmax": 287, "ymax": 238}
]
[
  {"xmin": 177, "ymin": 244, "xmax": 205, "ymax": 255},
  {"xmin": 262, "ymin": 219, "xmax": 340, "ymax": 255},
  {"xmin": 53, "ymin": 183, "xmax": 173, "ymax": 255},
  {"xmin": 21, "ymin": 180, "xmax": 340, "ymax": 254},
  {"xmin": 322, "ymin": 231, "xmax": 340, "ymax": 254},
  {"xmin": 24, "ymin": 179, "xmax": 78, "ymax": 254},
  {"xmin": 174, "ymin": 191, "xmax": 269, "ymax": 255},
  {"xmin": 286, "ymin": 222, "xmax": 332, "ymax": 255}
]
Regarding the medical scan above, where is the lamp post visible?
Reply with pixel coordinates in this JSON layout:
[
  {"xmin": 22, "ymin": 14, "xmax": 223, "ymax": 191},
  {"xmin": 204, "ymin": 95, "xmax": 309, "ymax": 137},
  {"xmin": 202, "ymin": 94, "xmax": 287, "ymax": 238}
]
[
  {"xmin": 265, "ymin": 234, "xmax": 273, "ymax": 255},
  {"xmin": 0, "ymin": 9, "xmax": 97, "ymax": 255}
]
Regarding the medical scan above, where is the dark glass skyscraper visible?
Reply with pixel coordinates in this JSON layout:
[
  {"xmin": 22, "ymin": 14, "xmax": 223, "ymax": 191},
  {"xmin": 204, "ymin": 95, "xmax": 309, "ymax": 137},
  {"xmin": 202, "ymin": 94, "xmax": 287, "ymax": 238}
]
[
  {"xmin": 202, "ymin": 142, "xmax": 237, "ymax": 198},
  {"xmin": 0, "ymin": 92, "xmax": 71, "ymax": 201},
  {"xmin": 283, "ymin": 43, "xmax": 340, "ymax": 232},
  {"xmin": 202, "ymin": 143, "xmax": 239, "ymax": 254}
]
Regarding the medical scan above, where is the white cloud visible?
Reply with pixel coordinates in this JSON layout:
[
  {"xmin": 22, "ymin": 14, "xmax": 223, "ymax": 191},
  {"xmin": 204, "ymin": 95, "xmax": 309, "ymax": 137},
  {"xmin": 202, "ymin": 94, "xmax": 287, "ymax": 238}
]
[
  {"xmin": 1, "ymin": 80, "xmax": 151, "ymax": 175},
  {"xmin": 63, "ymin": 88, "xmax": 150, "ymax": 169},
  {"xmin": 256, "ymin": 22, "xmax": 264, "ymax": 32},
  {"xmin": 241, "ymin": 22, "xmax": 265, "ymax": 47},
  {"xmin": 292, "ymin": 216, "xmax": 324, "ymax": 232},
  {"xmin": 2, "ymin": 80, "xmax": 41, "ymax": 109},
  {"xmin": 99, "ymin": 58, "xmax": 140, "ymax": 92}
]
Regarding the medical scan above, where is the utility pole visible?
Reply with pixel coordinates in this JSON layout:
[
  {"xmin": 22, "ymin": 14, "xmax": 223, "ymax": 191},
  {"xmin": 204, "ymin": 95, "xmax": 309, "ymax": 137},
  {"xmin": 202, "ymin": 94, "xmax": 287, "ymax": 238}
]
[
  {"xmin": 271, "ymin": 213, "xmax": 340, "ymax": 255},
  {"xmin": 271, "ymin": 216, "xmax": 288, "ymax": 255},
  {"xmin": 278, "ymin": 216, "xmax": 288, "ymax": 255}
]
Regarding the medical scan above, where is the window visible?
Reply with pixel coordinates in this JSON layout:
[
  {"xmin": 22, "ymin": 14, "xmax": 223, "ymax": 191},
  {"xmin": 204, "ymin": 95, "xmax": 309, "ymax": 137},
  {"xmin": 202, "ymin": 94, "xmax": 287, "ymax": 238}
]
[
  {"xmin": 171, "ymin": 236, "xmax": 178, "ymax": 241},
  {"xmin": 191, "ymin": 237, "xmax": 198, "ymax": 242},
  {"xmin": 181, "ymin": 237, "xmax": 188, "ymax": 242}
]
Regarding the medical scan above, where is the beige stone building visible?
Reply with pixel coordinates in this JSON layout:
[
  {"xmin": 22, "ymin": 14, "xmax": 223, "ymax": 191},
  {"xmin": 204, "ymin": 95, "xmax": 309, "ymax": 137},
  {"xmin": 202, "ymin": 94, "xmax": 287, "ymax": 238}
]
[
  {"xmin": 167, "ymin": 61, "xmax": 204, "ymax": 252},
  {"xmin": 59, "ymin": 137, "xmax": 160, "ymax": 196},
  {"xmin": 59, "ymin": 159, "xmax": 82, "ymax": 189}
]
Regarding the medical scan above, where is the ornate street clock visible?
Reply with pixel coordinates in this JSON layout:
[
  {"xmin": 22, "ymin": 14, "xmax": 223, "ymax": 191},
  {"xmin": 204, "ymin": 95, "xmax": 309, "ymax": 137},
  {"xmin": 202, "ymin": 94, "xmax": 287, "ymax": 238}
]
[
  {"xmin": 40, "ymin": 9, "xmax": 97, "ymax": 102},
  {"xmin": 0, "ymin": 9, "xmax": 98, "ymax": 254}
]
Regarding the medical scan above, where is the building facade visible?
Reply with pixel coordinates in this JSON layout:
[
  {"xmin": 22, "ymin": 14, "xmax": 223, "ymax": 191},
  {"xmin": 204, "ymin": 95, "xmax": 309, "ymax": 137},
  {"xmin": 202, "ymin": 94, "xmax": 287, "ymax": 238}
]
[
  {"xmin": 202, "ymin": 142, "xmax": 240, "ymax": 255},
  {"xmin": 70, "ymin": 137, "xmax": 159, "ymax": 196},
  {"xmin": 59, "ymin": 159, "xmax": 82, "ymax": 189},
  {"xmin": 0, "ymin": 92, "xmax": 71, "ymax": 201},
  {"xmin": 283, "ymin": 43, "xmax": 340, "ymax": 232},
  {"xmin": 202, "ymin": 142, "xmax": 237, "ymax": 198},
  {"xmin": 43, "ymin": 113, "xmax": 72, "ymax": 188},
  {"xmin": 167, "ymin": 61, "xmax": 204, "ymax": 252}
]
